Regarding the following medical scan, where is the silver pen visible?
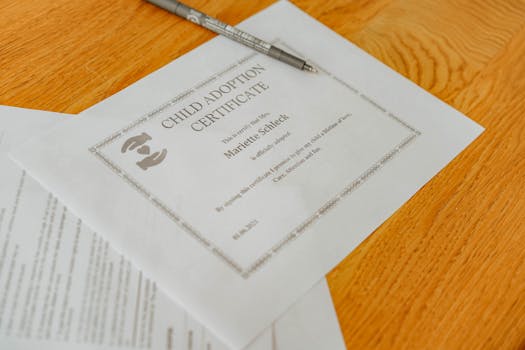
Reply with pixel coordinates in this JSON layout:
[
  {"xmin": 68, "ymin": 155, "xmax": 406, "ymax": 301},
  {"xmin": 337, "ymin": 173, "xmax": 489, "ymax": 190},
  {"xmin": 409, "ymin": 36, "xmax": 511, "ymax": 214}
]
[{"xmin": 145, "ymin": 0, "xmax": 317, "ymax": 73}]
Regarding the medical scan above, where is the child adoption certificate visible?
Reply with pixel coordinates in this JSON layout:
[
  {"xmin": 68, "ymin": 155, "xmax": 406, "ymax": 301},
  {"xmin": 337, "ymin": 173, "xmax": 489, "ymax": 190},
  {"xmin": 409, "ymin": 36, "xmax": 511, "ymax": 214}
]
[{"xmin": 11, "ymin": 1, "xmax": 483, "ymax": 348}]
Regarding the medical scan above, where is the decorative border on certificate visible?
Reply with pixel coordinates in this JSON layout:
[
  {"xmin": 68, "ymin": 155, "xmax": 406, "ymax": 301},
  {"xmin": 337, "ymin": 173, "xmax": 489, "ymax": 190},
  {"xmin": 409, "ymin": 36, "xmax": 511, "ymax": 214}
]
[{"xmin": 90, "ymin": 41, "xmax": 421, "ymax": 278}]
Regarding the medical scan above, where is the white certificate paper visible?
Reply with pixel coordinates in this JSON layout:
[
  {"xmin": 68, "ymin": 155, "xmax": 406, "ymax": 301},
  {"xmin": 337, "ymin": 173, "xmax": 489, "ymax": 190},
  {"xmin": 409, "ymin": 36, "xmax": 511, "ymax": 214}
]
[
  {"xmin": 11, "ymin": 1, "xmax": 483, "ymax": 347},
  {"xmin": 0, "ymin": 105, "xmax": 346, "ymax": 350}
]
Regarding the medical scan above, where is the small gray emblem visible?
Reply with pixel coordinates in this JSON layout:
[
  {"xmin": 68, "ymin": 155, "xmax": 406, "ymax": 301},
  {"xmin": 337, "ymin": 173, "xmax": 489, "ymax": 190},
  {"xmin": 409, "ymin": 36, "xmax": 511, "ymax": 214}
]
[{"xmin": 121, "ymin": 132, "xmax": 167, "ymax": 171}]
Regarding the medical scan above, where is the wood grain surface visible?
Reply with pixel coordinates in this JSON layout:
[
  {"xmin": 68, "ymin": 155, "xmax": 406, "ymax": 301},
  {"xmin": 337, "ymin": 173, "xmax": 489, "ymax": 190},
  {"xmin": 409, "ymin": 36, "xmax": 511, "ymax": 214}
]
[{"xmin": 1, "ymin": 0, "xmax": 525, "ymax": 348}]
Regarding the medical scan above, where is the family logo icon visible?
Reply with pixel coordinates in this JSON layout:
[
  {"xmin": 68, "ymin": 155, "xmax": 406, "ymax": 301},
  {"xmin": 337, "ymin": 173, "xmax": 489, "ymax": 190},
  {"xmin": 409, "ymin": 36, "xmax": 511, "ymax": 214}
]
[{"xmin": 121, "ymin": 132, "xmax": 167, "ymax": 171}]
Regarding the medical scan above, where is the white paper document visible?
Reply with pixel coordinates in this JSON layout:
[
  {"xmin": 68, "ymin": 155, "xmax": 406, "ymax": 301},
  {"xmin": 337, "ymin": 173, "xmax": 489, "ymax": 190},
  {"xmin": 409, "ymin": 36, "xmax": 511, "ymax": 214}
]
[
  {"xmin": 11, "ymin": 1, "xmax": 483, "ymax": 347},
  {"xmin": 0, "ymin": 106, "xmax": 346, "ymax": 350}
]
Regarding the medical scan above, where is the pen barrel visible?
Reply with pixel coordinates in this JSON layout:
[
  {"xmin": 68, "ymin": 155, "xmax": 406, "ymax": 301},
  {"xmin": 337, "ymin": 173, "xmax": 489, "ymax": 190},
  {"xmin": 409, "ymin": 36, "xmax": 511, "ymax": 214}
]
[
  {"xmin": 156, "ymin": 0, "xmax": 273, "ymax": 54},
  {"xmin": 202, "ymin": 20, "xmax": 272, "ymax": 54}
]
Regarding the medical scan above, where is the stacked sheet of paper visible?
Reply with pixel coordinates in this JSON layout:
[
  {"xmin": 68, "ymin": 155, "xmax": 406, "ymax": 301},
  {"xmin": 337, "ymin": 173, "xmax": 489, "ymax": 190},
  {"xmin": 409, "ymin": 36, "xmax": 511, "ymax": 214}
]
[
  {"xmin": 2, "ymin": 1, "xmax": 483, "ymax": 348},
  {"xmin": 0, "ymin": 106, "xmax": 346, "ymax": 349}
]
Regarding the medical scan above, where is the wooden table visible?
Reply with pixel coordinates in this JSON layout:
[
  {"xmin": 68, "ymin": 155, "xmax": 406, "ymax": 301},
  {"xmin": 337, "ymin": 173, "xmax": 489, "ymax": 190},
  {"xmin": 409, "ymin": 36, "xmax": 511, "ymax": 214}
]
[{"xmin": 2, "ymin": 0, "xmax": 524, "ymax": 348}]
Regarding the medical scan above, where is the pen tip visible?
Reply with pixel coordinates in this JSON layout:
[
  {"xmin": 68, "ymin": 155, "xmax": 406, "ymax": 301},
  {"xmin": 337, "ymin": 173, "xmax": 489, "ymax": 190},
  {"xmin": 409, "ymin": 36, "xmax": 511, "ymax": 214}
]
[{"xmin": 303, "ymin": 63, "xmax": 318, "ymax": 73}]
